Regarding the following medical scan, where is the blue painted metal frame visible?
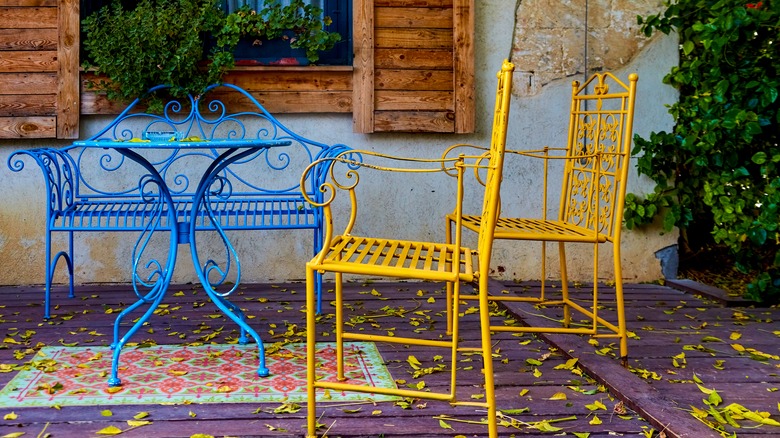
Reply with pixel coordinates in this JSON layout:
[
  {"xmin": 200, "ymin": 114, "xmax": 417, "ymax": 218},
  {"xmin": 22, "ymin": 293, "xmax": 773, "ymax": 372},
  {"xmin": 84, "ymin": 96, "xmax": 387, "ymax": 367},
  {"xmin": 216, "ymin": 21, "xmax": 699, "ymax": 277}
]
[{"xmin": 7, "ymin": 83, "xmax": 351, "ymax": 385}]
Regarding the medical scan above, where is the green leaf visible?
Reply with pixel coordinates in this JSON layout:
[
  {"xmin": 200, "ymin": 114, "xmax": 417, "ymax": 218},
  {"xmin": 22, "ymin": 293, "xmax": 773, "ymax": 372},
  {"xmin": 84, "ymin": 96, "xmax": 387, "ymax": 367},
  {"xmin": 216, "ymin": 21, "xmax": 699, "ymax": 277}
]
[
  {"xmin": 682, "ymin": 40, "xmax": 695, "ymax": 55},
  {"xmin": 438, "ymin": 419, "xmax": 453, "ymax": 430},
  {"xmin": 751, "ymin": 152, "xmax": 766, "ymax": 164}
]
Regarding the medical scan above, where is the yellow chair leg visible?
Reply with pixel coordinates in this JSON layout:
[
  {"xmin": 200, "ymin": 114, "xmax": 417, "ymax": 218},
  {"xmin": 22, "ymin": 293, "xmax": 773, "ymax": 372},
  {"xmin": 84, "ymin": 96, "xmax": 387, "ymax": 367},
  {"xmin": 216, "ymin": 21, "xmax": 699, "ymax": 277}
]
[
  {"xmin": 445, "ymin": 217, "xmax": 454, "ymax": 335},
  {"xmin": 305, "ymin": 265, "xmax": 318, "ymax": 438},
  {"xmin": 614, "ymin": 242, "xmax": 628, "ymax": 363},
  {"xmin": 335, "ymin": 273, "xmax": 345, "ymax": 380},
  {"xmin": 478, "ymin": 276, "xmax": 498, "ymax": 437},
  {"xmin": 558, "ymin": 242, "xmax": 571, "ymax": 327}
]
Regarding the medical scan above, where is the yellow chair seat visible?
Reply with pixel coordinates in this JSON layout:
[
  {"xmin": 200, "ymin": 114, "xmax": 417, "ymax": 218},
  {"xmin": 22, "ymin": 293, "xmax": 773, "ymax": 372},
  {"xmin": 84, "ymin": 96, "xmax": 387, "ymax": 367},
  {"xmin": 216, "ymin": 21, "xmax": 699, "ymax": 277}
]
[
  {"xmin": 459, "ymin": 214, "xmax": 608, "ymax": 243},
  {"xmin": 314, "ymin": 235, "xmax": 476, "ymax": 281}
]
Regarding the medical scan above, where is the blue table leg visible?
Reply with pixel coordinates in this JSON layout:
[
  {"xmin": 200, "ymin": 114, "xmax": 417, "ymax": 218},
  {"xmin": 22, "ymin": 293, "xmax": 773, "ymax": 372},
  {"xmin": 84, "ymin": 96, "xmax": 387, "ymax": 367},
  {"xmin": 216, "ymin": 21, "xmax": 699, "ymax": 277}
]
[
  {"xmin": 188, "ymin": 147, "xmax": 271, "ymax": 378},
  {"xmin": 107, "ymin": 148, "xmax": 178, "ymax": 387}
]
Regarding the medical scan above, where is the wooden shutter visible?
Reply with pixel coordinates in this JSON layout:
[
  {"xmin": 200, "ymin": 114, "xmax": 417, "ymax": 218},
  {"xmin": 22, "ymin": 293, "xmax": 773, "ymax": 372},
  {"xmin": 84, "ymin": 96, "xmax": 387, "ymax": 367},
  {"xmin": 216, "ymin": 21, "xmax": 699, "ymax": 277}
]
[
  {"xmin": 354, "ymin": 0, "xmax": 474, "ymax": 133},
  {"xmin": 0, "ymin": 0, "xmax": 79, "ymax": 139}
]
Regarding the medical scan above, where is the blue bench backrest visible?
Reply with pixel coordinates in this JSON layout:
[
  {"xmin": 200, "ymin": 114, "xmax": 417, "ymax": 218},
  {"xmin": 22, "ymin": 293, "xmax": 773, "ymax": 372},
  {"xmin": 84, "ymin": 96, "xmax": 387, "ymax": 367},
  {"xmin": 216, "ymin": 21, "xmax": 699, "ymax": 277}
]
[{"xmin": 64, "ymin": 83, "xmax": 350, "ymax": 205}]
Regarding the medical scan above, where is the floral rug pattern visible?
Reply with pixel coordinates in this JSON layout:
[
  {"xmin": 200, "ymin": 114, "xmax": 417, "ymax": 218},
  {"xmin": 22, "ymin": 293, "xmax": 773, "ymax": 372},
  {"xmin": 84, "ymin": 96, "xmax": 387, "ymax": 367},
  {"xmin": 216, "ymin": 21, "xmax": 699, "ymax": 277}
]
[{"xmin": 0, "ymin": 342, "xmax": 396, "ymax": 406}]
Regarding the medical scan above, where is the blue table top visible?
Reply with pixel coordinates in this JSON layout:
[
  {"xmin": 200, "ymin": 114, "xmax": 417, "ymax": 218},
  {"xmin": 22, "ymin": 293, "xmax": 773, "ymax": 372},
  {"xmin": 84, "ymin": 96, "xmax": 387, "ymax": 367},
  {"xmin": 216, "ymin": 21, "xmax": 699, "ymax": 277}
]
[{"xmin": 73, "ymin": 138, "xmax": 293, "ymax": 149}]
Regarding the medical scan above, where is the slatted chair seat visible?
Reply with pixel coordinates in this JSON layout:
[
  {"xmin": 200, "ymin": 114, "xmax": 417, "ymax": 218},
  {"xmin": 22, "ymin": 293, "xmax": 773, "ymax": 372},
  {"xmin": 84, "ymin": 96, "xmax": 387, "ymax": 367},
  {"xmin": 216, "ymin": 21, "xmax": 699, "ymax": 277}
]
[
  {"xmin": 461, "ymin": 215, "xmax": 609, "ymax": 243},
  {"xmin": 317, "ymin": 235, "xmax": 476, "ymax": 280}
]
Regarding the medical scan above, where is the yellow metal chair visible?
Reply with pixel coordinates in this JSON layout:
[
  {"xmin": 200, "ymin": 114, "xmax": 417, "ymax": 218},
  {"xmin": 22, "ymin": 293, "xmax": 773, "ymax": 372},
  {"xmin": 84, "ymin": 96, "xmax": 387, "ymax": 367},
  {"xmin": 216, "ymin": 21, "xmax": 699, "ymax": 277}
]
[
  {"xmin": 302, "ymin": 60, "xmax": 515, "ymax": 438},
  {"xmin": 445, "ymin": 71, "xmax": 638, "ymax": 362}
]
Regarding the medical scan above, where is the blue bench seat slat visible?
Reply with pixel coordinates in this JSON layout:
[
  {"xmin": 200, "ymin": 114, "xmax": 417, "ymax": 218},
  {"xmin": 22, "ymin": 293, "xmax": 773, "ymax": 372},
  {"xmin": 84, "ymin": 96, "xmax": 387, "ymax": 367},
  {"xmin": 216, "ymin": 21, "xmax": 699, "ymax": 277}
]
[{"xmin": 53, "ymin": 198, "xmax": 317, "ymax": 231}]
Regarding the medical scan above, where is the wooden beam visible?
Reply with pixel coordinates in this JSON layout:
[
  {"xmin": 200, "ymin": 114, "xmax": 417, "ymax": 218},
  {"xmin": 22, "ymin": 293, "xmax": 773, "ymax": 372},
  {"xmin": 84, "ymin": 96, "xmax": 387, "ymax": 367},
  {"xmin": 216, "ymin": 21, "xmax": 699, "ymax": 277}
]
[
  {"xmin": 0, "ymin": 29, "xmax": 57, "ymax": 50},
  {"xmin": 374, "ymin": 49, "xmax": 453, "ymax": 70},
  {"xmin": 57, "ymin": 0, "xmax": 80, "ymax": 138},
  {"xmin": 375, "ymin": 0, "xmax": 452, "ymax": 6},
  {"xmin": 0, "ymin": 116, "xmax": 56, "ymax": 138},
  {"xmin": 375, "ymin": 90, "xmax": 452, "ymax": 111},
  {"xmin": 0, "ymin": 73, "xmax": 57, "ymax": 94},
  {"xmin": 209, "ymin": 90, "xmax": 352, "ymax": 113},
  {"xmin": 353, "ymin": 0, "xmax": 374, "ymax": 133},
  {"xmin": 0, "ymin": 7, "xmax": 56, "ymax": 28},
  {"xmin": 0, "ymin": 0, "xmax": 56, "ymax": 6},
  {"xmin": 374, "ymin": 69, "xmax": 453, "ymax": 91},
  {"xmin": 453, "ymin": 0, "xmax": 474, "ymax": 133},
  {"xmin": 0, "ymin": 94, "xmax": 56, "ymax": 116},
  {"xmin": 0, "ymin": 51, "xmax": 57, "ymax": 73},
  {"xmin": 375, "ymin": 28, "xmax": 452, "ymax": 49},
  {"xmin": 375, "ymin": 7, "xmax": 452, "ymax": 28},
  {"xmin": 224, "ymin": 69, "xmax": 352, "ymax": 92},
  {"xmin": 374, "ymin": 110, "xmax": 454, "ymax": 132}
]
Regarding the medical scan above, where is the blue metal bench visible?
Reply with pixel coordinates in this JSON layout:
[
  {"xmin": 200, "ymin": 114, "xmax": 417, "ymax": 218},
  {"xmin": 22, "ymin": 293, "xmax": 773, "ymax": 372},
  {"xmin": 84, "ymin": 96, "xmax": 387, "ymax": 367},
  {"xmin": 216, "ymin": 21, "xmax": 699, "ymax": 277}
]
[{"xmin": 7, "ymin": 83, "xmax": 350, "ymax": 385}]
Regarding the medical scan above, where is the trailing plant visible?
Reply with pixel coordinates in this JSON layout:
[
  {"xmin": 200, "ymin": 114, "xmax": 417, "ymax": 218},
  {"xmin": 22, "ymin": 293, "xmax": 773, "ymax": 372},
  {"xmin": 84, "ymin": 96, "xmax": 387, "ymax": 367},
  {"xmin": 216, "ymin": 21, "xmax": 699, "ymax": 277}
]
[
  {"xmin": 216, "ymin": 0, "xmax": 341, "ymax": 63},
  {"xmin": 82, "ymin": 0, "xmax": 341, "ymax": 111},
  {"xmin": 629, "ymin": 0, "xmax": 779, "ymax": 302},
  {"xmin": 82, "ymin": 0, "xmax": 235, "ymax": 112}
]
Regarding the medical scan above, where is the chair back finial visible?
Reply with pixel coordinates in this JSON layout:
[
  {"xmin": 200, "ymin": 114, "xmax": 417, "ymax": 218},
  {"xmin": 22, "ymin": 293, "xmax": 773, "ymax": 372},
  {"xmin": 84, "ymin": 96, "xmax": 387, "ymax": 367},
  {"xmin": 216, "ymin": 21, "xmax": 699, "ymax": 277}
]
[{"xmin": 561, "ymin": 72, "xmax": 638, "ymax": 241}]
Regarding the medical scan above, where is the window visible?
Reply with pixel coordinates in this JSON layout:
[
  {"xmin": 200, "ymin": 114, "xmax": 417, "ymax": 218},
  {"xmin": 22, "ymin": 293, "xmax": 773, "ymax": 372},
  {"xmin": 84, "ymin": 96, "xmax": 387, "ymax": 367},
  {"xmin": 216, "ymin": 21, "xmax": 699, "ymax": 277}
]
[{"xmin": 80, "ymin": 0, "xmax": 352, "ymax": 66}]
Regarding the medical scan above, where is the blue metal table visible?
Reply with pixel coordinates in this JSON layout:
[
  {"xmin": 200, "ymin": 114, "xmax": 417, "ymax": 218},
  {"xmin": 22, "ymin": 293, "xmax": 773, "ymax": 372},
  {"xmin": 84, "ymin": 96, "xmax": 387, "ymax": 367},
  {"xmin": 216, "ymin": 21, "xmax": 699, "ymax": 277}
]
[{"xmin": 72, "ymin": 138, "xmax": 292, "ymax": 386}]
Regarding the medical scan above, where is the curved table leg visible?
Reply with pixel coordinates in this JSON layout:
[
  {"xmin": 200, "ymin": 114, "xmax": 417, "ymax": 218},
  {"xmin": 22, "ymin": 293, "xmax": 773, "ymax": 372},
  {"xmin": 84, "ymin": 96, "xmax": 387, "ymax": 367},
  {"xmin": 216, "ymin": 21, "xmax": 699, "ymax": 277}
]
[
  {"xmin": 107, "ymin": 149, "xmax": 178, "ymax": 387},
  {"xmin": 188, "ymin": 147, "xmax": 270, "ymax": 378}
]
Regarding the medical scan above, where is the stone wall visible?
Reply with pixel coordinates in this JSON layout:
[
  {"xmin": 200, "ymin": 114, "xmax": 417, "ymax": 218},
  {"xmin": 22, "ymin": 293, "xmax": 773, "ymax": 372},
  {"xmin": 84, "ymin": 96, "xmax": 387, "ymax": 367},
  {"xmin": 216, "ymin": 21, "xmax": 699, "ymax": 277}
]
[{"xmin": 512, "ymin": 0, "xmax": 665, "ymax": 95}]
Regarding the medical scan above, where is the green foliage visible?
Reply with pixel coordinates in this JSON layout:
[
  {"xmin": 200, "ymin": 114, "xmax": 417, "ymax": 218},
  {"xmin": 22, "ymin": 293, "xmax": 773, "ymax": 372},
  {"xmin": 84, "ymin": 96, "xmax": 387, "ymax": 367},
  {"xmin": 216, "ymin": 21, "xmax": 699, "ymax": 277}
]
[
  {"xmin": 630, "ymin": 0, "xmax": 779, "ymax": 303},
  {"xmin": 82, "ymin": 0, "xmax": 341, "ymax": 111},
  {"xmin": 217, "ymin": 0, "xmax": 341, "ymax": 63},
  {"xmin": 82, "ymin": 0, "xmax": 235, "ymax": 112}
]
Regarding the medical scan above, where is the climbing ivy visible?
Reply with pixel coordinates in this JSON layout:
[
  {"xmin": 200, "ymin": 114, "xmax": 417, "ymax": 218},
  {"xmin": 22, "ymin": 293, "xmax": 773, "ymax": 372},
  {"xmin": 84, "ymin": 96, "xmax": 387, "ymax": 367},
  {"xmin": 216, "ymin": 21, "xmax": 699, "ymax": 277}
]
[{"xmin": 629, "ymin": 0, "xmax": 779, "ymax": 302}]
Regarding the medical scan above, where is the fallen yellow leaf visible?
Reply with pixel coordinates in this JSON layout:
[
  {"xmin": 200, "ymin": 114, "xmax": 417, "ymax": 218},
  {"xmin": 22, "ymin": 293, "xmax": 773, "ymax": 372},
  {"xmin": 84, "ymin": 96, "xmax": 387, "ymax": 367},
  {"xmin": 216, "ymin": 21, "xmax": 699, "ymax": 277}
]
[{"xmin": 96, "ymin": 426, "xmax": 123, "ymax": 435}]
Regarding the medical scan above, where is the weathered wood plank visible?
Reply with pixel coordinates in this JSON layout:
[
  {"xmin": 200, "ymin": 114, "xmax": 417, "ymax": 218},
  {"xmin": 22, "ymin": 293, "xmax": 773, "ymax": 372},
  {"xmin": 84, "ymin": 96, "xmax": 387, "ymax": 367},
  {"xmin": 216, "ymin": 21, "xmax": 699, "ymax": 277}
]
[
  {"xmin": 0, "ymin": 0, "xmax": 55, "ymax": 5},
  {"xmin": 210, "ymin": 90, "xmax": 352, "ymax": 113},
  {"xmin": 375, "ymin": 28, "xmax": 452, "ymax": 49},
  {"xmin": 375, "ymin": 90, "xmax": 452, "ymax": 111},
  {"xmin": 0, "ymin": 50, "xmax": 57, "ymax": 73},
  {"xmin": 0, "ymin": 72, "xmax": 57, "ymax": 94},
  {"xmin": 0, "ymin": 116, "xmax": 55, "ymax": 137},
  {"xmin": 80, "ymin": 89, "xmax": 353, "ymax": 116},
  {"xmin": 375, "ymin": 48, "xmax": 453, "ymax": 69},
  {"xmin": 375, "ymin": 0, "xmax": 453, "ymax": 6},
  {"xmin": 0, "ymin": 7, "xmax": 57, "ymax": 28},
  {"xmin": 0, "ymin": 94, "xmax": 55, "ymax": 116},
  {"xmin": 79, "ymin": 90, "xmax": 129, "ymax": 115},
  {"xmin": 453, "ymin": 0, "xmax": 474, "ymax": 133},
  {"xmin": 353, "ymin": 0, "xmax": 375, "ymax": 133},
  {"xmin": 374, "ymin": 110, "xmax": 454, "ymax": 132},
  {"xmin": 375, "ymin": 69, "xmax": 453, "ymax": 91},
  {"xmin": 0, "ymin": 28, "xmax": 56, "ymax": 50},
  {"xmin": 375, "ymin": 7, "xmax": 452, "ymax": 28},
  {"xmin": 57, "ymin": 0, "xmax": 80, "ymax": 139},
  {"xmin": 224, "ymin": 69, "xmax": 353, "ymax": 92}
]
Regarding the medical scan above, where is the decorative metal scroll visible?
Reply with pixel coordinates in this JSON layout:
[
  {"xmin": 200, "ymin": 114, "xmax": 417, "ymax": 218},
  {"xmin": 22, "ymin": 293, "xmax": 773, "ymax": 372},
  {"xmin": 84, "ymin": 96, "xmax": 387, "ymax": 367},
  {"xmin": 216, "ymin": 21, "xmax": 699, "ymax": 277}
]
[{"xmin": 564, "ymin": 72, "xmax": 631, "ymax": 238}]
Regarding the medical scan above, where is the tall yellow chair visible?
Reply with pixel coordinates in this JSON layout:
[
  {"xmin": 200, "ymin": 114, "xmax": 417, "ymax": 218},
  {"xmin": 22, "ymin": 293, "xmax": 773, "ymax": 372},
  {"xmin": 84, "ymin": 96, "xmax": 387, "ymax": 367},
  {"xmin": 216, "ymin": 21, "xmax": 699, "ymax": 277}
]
[
  {"xmin": 302, "ymin": 60, "xmax": 514, "ymax": 438},
  {"xmin": 445, "ymin": 72, "xmax": 638, "ymax": 362}
]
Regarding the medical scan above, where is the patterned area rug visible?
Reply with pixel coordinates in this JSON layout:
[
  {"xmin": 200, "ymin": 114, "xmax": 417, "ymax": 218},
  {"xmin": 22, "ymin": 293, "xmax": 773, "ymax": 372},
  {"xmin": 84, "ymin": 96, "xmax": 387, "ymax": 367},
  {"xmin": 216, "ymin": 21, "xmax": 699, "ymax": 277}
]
[{"xmin": 0, "ymin": 342, "xmax": 397, "ymax": 407}]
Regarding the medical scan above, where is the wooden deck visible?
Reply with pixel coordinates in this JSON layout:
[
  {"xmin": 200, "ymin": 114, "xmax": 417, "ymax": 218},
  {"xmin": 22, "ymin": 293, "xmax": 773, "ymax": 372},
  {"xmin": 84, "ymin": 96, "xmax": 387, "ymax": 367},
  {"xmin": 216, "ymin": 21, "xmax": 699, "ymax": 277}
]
[{"xmin": 0, "ymin": 280, "xmax": 777, "ymax": 437}]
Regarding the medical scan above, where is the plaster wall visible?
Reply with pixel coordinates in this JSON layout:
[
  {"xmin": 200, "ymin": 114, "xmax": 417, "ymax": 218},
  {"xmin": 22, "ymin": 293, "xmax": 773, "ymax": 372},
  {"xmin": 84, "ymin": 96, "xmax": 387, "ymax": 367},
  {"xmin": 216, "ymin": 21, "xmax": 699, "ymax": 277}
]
[{"xmin": 0, "ymin": 0, "xmax": 678, "ymax": 287}]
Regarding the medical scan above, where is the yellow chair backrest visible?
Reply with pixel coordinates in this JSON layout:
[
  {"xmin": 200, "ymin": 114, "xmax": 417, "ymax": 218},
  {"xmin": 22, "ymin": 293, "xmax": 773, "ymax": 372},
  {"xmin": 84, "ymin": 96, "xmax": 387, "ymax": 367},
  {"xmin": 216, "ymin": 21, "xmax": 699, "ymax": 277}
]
[
  {"xmin": 560, "ymin": 72, "xmax": 638, "ymax": 242},
  {"xmin": 477, "ymin": 59, "xmax": 514, "ymax": 268}
]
